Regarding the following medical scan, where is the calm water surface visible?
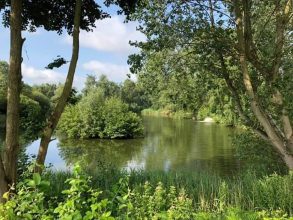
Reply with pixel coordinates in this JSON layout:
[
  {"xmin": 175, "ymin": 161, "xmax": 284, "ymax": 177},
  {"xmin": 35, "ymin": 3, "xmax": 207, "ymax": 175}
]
[{"xmin": 26, "ymin": 117, "xmax": 240, "ymax": 176}]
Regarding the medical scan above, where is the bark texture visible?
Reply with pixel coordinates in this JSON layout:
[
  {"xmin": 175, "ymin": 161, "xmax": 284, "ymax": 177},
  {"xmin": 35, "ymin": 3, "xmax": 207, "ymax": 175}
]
[
  {"xmin": 0, "ymin": 0, "xmax": 23, "ymax": 202},
  {"xmin": 35, "ymin": 0, "xmax": 82, "ymax": 173}
]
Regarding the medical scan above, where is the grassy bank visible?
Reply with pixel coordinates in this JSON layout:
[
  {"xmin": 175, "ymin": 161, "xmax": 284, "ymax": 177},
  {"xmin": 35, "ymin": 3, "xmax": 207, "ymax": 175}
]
[
  {"xmin": 1, "ymin": 165, "xmax": 293, "ymax": 219},
  {"xmin": 39, "ymin": 168, "xmax": 293, "ymax": 217},
  {"xmin": 142, "ymin": 108, "xmax": 194, "ymax": 119}
]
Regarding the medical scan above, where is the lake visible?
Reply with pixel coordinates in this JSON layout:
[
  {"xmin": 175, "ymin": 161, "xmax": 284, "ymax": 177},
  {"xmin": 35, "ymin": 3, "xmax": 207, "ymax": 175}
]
[{"xmin": 26, "ymin": 116, "xmax": 240, "ymax": 176}]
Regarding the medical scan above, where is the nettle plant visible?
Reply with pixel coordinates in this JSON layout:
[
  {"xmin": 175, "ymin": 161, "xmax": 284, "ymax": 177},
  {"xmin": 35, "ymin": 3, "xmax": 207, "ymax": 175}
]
[
  {"xmin": 0, "ymin": 164, "xmax": 196, "ymax": 220},
  {"xmin": 0, "ymin": 165, "xmax": 113, "ymax": 220}
]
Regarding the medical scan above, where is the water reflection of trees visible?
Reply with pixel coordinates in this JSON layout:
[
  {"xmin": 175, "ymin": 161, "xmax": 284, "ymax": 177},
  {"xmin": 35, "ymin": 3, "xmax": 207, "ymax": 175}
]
[
  {"xmin": 57, "ymin": 117, "xmax": 240, "ymax": 176},
  {"xmin": 57, "ymin": 138, "xmax": 144, "ymax": 171},
  {"xmin": 138, "ymin": 117, "xmax": 240, "ymax": 175}
]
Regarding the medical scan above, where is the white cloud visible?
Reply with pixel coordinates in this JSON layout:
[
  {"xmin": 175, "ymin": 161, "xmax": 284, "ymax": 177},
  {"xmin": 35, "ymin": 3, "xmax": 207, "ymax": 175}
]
[
  {"xmin": 22, "ymin": 63, "xmax": 85, "ymax": 89},
  {"xmin": 22, "ymin": 63, "xmax": 65, "ymax": 84},
  {"xmin": 65, "ymin": 16, "xmax": 145, "ymax": 54},
  {"xmin": 83, "ymin": 60, "xmax": 136, "ymax": 82}
]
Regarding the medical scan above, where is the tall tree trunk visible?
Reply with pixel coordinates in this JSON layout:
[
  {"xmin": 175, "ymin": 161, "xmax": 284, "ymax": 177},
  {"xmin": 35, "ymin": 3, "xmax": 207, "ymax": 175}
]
[
  {"xmin": 1, "ymin": 0, "xmax": 24, "ymax": 201},
  {"xmin": 35, "ymin": 0, "xmax": 82, "ymax": 173}
]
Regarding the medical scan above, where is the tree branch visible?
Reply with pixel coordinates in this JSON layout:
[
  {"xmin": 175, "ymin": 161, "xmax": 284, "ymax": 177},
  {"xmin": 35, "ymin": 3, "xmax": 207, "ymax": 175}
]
[
  {"xmin": 234, "ymin": 0, "xmax": 288, "ymax": 156},
  {"xmin": 271, "ymin": 0, "xmax": 292, "ymax": 81},
  {"xmin": 242, "ymin": 0, "xmax": 271, "ymax": 77}
]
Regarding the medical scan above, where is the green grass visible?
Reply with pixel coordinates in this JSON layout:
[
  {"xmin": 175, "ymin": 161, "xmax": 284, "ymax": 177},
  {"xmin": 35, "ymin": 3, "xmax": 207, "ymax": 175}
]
[
  {"xmin": 4, "ymin": 166, "xmax": 293, "ymax": 219},
  {"xmin": 43, "ymin": 167, "xmax": 293, "ymax": 216}
]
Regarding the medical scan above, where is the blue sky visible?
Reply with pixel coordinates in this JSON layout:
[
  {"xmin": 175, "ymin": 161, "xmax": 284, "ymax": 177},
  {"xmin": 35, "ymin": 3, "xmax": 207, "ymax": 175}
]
[{"xmin": 0, "ymin": 2, "xmax": 144, "ymax": 90}]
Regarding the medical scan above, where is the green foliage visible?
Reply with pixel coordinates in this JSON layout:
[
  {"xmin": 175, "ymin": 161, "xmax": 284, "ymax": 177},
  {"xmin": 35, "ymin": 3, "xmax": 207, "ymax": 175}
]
[
  {"xmin": 113, "ymin": 180, "xmax": 195, "ymax": 219},
  {"xmin": 103, "ymin": 97, "xmax": 143, "ymax": 138},
  {"xmin": 53, "ymin": 75, "xmax": 146, "ymax": 138},
  {"xmin": 32, "ymin": 83, "xmax": 57, "ymax": 100},
  {"xmin": 19, "ymin": 95, "xmax": 43, "ymax": 140},
  {"xmin": 197, "ymin": 94, "xmax": 235, "ymax": 125},
  {"xmin": 58, "ymin": 105, "xmax": 83, "ymax": 138},
  {"xmin": 18, "ymin": 85, "xmax": 52, "ymax": 140},
  {"xmin": 233, "ymin": 131, "xmax": 288, "ymax": 176},
  {"xmin": 58, "ymin": 88, "xmax": 143, "ymax": 139},
  {"xmin": 82, "ymin": 74, "xmax": 120, "ymax": 98},
  {"xmin": 81, "ymin": 74, "xmax": 150, "ymax": 113},
  {"xmin": 0, "ymin": 61, "xmax": 8, "ymax": 113},
  {"xmin": 0, "ymin": 168, "xmax": 51, "ymax": 220},
  {"xmin": 0, "ymin": 61, "xmax": 53, "ymax": 139},
  {"xmin": 135, "ymin": 51, "xmax": 238, "ymax": 123},
  {"xmin": 54, "ymin": 165, "xmax": 113, "ymax": 220},
  {"xmin": 128, "ymin": 0, "xmax": 293, "ymax": 158},
  {"xmin": 141, "ymin": 108, "xmax": 193, "ymax": 119},
  {"xmin": 1, "ymin": 0, "xmax": 107, "ymax": 35},
  {"xmin": 0, "ymin": 165, "xmax": 113, "ymax": 220},
  {"xmin": 96, "ymin": 75, "xmax": 120, "ymax": 99},
  {"xmin": 82, "ymin": 74, "xmax": 98, "ymax": 95},
  {"xmin": 120, "ymin": 79, "xmax": 150, "ymax": 113},
  {"xmin": 51, "ymin": 84, "xmax": 81, "ymax": 106},
  {"xmin": 1, "ymin": 165, "xmax": 293, "ymax": 219}
]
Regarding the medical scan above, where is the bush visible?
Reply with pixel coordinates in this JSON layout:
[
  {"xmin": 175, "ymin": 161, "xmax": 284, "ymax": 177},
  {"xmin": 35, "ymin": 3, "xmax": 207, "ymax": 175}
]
[
  {"xmin": 20, "ymin": 95, "xmax": 44, "ymax": 140},
  {"xmin": 141, "ymin": 108, "xmax": 193, "ymax": 119},
  {"xmin": 102, "ymin": 98, "xmax": 143, "ymax": 138},
  {"xmin": 58, "ymin": 89, "xmax": 143, "ymax": 139},
  {"xmin": 233, "ymin": 131, "xmax": 288, "ymax": 176},
  {"xmin": 1, "ymin": 166, "xmax": 293, "ymax": 219},
  {"xmin": 58, "ymin": 105, "xmax": 83, "ymax": 138}
]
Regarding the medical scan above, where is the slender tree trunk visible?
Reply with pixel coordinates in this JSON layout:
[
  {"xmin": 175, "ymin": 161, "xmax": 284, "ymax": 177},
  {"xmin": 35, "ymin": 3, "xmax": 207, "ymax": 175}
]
[
  {"xmin": 234, "ymin": 0, "xmax": 293, "ymax": 170},
  {"xmin": 0, "ymin": 0, "xmax": 24, "ymax": 201},
  {"xmin": 35, "ymin": 0, "xmax": 82, "ymax": 173}
]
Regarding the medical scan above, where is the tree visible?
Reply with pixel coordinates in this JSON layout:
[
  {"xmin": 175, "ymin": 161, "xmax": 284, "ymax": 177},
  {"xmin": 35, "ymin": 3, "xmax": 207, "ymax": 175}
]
[
  {"xmin": 233, "ymin": 0, "xmax": 293, "ymax": 168},
  {"xmin": 0, "ymin": 61, "xmax": 52, "ymax": 139},
  {"xmin": 51, "ymin": 85, "xmax": 80, "ymax": 105},
  {"xmin": 35, "ymin": 0, "xmax": 83, "ymax": 172},
  {"xmin": 32, "ymin": 84, "xmax": 57, "ymax": 100},
  {"xmin": 35, "ymin": 0, "xmax": 141, "ymax": 170},
  {"xmin": 0, "ymin": 0, "xmax": 107, "ymax": 201},
  {"xmin": 135, "ymin": 51, "xmax": 211, "ymax": 115},
  {"xmin": 82, "ymin": 74, "xmax": 97, "ymax": 95},
  {"xmin": 0, "ymin": 0, "xmax": 140, "ymax": 200},
  {"xmin": 0, "ymin": 0, "xmax": 24, "ymax": 203},
  {"xmin": 130, "ymin": 0, "xmax": 293, "ymax": 169},
  {"xmin": 96, "ymin": 75, "xmax": 121, "ymax": 98},
  {"xmin": 121, "ymin": 78, "xmax": 151, "ymax": 113}
]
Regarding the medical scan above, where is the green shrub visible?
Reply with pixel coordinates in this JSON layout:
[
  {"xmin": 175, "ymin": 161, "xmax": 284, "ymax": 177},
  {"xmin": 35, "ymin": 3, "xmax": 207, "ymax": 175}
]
[
  {"xmin": 58, "ymin": 105, "xmax": 83, "ymax": 138},
  {"xmin": 1, "ymin": 166, "xmax": 293, "ymax": 219},
  {"xmin": 58, "ymin": 89, "xmax": 143, "ymax": 139},
  {"xmin": 141, "ymin": 108, "xmax": 193, "ymax": 119},
  {"xmin": 20, "ymin": 95, "xmax": 44, "ymax": 140},
  {"xmin": 102, "ymin": 97, "xmax": 143, "ymax": 138},
  {"xmin": 0, "ymin": 172, "xmax": 51, "ymax": 220},
  {"xmin": 233, "ymin": 131, "xmax": 288, "ymax": 176}
]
